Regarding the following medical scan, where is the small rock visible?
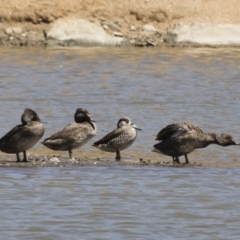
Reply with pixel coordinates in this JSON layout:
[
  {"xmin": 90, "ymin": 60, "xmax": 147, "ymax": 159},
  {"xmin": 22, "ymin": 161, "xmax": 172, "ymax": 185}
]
[
  {"xmin": 69, "ymin": 158, "xmax": 78, "ymax": 163},
  {"xmin": 130, "ymin": 25, "xmax": 136, "ymax": 31},
  {"xmin": 98, "ymin": 17, "xmax": 107, "ymax": 22},
  {"xmin": 130, "ymin": 39, "xmax": 135, "ymax": 44},
  {"xmin": 146, "ymin": 39, "xmax": 157, "ymax": 46},
  {"xmin": 102, "ymin": 25, "xmax": 109, "ymax": 30},
  {"xmin": 142, "ymin": 24, "xmax": 157, "ymax": 32},
  {"xmin": 26, "ymin": 31, "xmax": 44, "ymax": 41},
  {"xmin": 5, "ymin": 27, "xmax": 22, "ymax": 35},
  {"xmin": 12, "ymin": 27, "xmax": 22, "ymax": 34},
  {"xmin": 5, "ymin": 28, "xmax": 13, "ymax": 35},
  {"xmin": 113, "ymin": 31, "xmax": 123, "ymax": 37},
  {"xmin": 163, "ymin": 32, "xmax": 177, "ymax": 44},
  {"xmin": 114, "ymin": 19, "xmax": 123, "ymax": 27},
  {"xmin": 134, "ymin": 40, "xmax": 146, "ymax": 47},
  {"xmin": 50, "ymin": 157, "xmax": 60, "ymax": 164},
  {"xmin": 104, "ymin": 22, "xmax": 121, "ymax": 32}
]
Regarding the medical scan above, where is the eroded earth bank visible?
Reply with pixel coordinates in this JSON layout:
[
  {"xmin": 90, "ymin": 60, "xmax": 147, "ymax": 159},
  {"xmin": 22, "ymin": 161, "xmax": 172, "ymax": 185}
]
[{"xmin": 1, "ymin": 0, "xmax": 240, "ymax": 47}]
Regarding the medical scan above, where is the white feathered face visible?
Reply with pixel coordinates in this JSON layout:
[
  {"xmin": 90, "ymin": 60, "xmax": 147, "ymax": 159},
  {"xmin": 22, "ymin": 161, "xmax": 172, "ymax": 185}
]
[
  {"xmin": 117, "ymin": 117, "xmax": 142, "ymax": 131},
  {"xmin": 117, "ymin": 117, "xmax": 131, "ymax": 128}
]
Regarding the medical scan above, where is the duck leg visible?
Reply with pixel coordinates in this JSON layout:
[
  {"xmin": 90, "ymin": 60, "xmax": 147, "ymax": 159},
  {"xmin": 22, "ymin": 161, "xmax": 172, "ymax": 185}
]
[
  {"xmin": 116, "ymin": 150, "xmax": 121, "ymax": 161},
  {"xmin": 16, "ymin": 153, "xmax": 21, "ymax": 162},
  {"xmin": 22, "ymin": 151, "xmax": 28, "ymax": 162},
  {"xmin": 172, "ymin": 156, "xmax": 180, "ymax": 163},
  {"xmin": 184, "ymin": 154, "xmax": 189, "ymax": 164},
  {"xmin": 175, "ymin": 156, "xmax": 180, "ymax": 164},
  {"xmin": 69, "ymin": 149, "xmax": 73, "ymax": 159}
]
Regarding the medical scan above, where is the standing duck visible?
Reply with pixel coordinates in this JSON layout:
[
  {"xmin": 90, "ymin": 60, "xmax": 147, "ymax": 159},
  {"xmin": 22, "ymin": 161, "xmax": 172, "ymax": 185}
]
[
  {"xmin": 0, "ymin": 108, "xmax": 45, "ymax": 162},
  {"xmin": 152, "ymin": 122, "xmax": 239, "ymax": 164},
  {"xmin": 93, "ymin": 117, "xmax": 141, "ymax": 161},
  {"xmin": 41, "ymin": 108, "xmax": 96, "ymax": 159}
]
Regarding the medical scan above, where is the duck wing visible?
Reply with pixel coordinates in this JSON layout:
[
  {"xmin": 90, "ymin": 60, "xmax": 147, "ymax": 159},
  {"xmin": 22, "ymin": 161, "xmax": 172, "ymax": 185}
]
[
  {"xmin": 156, "ymin": 122, "xmax": 203, "ymax": 141},
  {"xmin": 0, "ymin": 124, "xmax": 24, "ymax": 144},
  {"xmin": 93, "ymin": 128, "xmax": 123, "ymax": 145},
  {"xmin": 42, "ymin": 123, "xmax": 90, "ymax": 145},
  {"xmin": 156, "ymin": 123, "xmax": 188, "ymax": 141},
  {"xmin": 42, "ymin": 123, "xmax": 94, "ymax": 151}
]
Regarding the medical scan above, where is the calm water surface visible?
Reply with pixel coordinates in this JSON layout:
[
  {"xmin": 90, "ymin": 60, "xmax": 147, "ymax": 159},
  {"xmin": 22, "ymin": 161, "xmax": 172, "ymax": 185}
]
[
  {"xmin": 0, "ymin": 47, "xmax": 240, "ymax": 161},
  {"xmin": 0, "ymin": 166, "xmax": 240, "ymax": 240},
  {"xmin": 0, "ymin": 47, "xmax": 240, "ymax": 239}
]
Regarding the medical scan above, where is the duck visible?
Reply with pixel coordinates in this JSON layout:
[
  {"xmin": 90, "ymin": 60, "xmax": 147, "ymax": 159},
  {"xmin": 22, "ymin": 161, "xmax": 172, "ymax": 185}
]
[
  {"xmin": 41, "ymin": 108, "xmax": 96, "ymax": 159},
  {"xmin": 0, "ymin": 108, "xmax": 45, "ymax": 162},
  {"xmin": 93, "ymin": 117, "xmax": 142, "ymax": 161},
  {"xmin": 152, "ymin": 122, "xmax": 239, "ymax": 164}
]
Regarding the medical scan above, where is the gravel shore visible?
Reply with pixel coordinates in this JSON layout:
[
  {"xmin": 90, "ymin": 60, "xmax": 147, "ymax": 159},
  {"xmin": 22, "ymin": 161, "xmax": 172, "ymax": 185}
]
[{"xmin": 0, "ymin": 154, "xmax": 203, "ymax": 168}]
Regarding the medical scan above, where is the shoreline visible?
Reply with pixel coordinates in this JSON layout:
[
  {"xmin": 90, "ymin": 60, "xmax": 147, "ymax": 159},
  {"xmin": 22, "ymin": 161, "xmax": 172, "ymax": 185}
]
[
  {"xmin": 1, "ymin": 20, "xmax": 240, "ymax": 49},
  {"xmin": 0, "ymin": 153, "xmax": 240, "ymax": 168},
  {"xmin": 1, "ymin": 1, "xmax": 240, "ymax": 48}
]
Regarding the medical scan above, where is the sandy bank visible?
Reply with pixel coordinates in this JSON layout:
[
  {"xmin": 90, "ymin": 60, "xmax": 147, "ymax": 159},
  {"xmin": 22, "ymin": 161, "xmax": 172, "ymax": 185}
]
[{"xmin": 0, "ymin": 0, "xmax": 240, "ymax": 47}]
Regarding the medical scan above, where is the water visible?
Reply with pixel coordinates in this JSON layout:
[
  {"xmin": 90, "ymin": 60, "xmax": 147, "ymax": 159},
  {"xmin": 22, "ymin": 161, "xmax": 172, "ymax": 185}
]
[
  {"xmin": 0, "ymin": 47, "xmax": 240, "ymax": 161},
  {"xmin": 0, "ymin": 47, "xmax": 240, "ymax": 239},
  {"xmin": 0, "ymin": 166, "xmax": 240, "ymax": 240}
]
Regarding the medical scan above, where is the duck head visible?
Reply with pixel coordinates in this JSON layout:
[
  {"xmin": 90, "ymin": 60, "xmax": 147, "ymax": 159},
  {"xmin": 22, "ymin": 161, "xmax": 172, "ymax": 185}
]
[
  {"xmin": 216, "ymin": 134, "xmax": 239, "ymax": 146},
  {"xmin": 74, "ymin": 108, "xmax": 95, "ymax": 123},
  {"xmin": 117, "ymin": 117, "xmax": 142, "ymax": 131},
  {"xmin": 21, "ymin": 108, "xmax": 41, "ymax": 124}
]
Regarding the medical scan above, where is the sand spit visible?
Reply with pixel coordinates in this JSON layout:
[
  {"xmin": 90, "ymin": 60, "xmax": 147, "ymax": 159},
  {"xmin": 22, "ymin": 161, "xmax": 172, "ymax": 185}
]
[{"xmin": 0, "ymin": 153, "xmax": 240, "ymax": 168}]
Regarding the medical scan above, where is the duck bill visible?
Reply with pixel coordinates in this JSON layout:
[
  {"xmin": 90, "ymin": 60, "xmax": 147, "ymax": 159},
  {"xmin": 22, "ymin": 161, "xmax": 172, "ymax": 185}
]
[{"xmin": 131, "ymin": 124, "xmax": 142, "ymax": 131}]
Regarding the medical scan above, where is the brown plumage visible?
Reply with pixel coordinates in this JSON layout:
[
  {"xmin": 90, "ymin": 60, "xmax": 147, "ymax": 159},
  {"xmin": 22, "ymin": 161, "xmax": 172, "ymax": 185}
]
[
  {"xmin": 93, "ymin": 117, "xmax": 141, "ymax": 161},
  {"xmin": 153, "ymin": 122, "xmax": 239, "ymax": 164},
  {"xmin": 0, "ymin": 108, "xmax": 45, "ymax": 162},
  {"xmin": 41, "ymin": 108, "xmax": 96, "ymax": 159}
]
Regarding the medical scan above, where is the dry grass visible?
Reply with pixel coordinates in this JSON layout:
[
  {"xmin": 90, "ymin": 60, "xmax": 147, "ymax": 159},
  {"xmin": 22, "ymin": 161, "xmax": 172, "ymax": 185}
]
[{"xmin": 0, "ymin": 0, "xmax": 240, "ymax": 30}]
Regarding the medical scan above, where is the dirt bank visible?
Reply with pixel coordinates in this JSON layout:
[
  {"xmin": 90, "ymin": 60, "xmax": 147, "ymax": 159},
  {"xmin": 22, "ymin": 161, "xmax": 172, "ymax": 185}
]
[{"xmin": 0, "ymin": 0, "xmax": 240, "ymax": 47}]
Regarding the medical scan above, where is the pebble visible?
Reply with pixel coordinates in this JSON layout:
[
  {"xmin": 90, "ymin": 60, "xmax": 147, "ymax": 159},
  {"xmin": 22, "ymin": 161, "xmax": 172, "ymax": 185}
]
[
  {"xmin": 146, "ymin": 39, "xmax": 157, "ymax": 46},
  {"xmin": 130, "ymin": 25, "xmax": 136, "ymax": 31},
  {"xmin": 113, "ymin": 31, "xmax": 123, "ymax": 37},
  {"xmin": 50, "ymin": 157, "xmax": 60, "ymax": 164},
  {"xmin": 102, "ymin": 25, "xmax": 109, "ymax": 30},
  {"xmin": 142, "ymin": 24, "xmax": 157, "ymax": 32},
  {"xmin": 5, "ymin": 27, "xmax": 22, "ymax": 35}
]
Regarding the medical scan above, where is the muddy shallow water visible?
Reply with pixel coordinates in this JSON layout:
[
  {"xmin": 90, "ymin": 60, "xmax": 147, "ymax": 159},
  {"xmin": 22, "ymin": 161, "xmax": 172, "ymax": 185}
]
[{"xmin": 0, "ymin": 47, "xmax": 240, "ymax": 239}]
